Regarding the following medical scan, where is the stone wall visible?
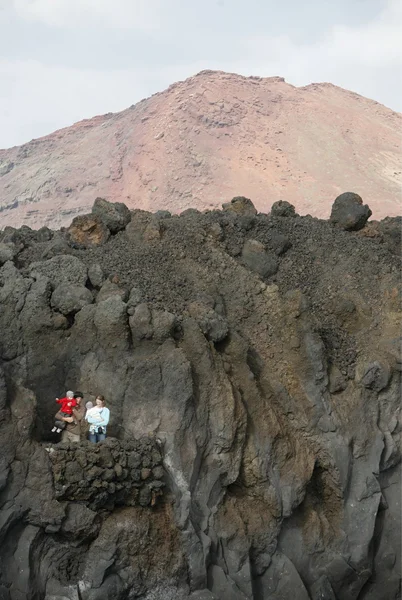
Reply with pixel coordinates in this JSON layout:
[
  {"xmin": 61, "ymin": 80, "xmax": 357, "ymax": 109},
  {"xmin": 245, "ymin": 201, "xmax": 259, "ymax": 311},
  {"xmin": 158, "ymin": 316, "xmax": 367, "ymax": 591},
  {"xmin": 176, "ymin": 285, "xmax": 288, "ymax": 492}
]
[{"xmin": 49, "ymin": 438, "xmax": 165, "ymax": 510}]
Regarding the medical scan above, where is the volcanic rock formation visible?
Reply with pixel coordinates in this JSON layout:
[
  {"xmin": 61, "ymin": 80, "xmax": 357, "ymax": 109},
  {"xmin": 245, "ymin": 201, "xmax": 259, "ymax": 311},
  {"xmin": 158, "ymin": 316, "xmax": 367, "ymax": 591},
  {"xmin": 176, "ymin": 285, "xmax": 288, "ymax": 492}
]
[
  {"xmin": 0, "ymin": 70, "xmax": 401, "ymax": 229},
  {"xmin": 0, "ymin": 195, "xmax": 401, "ymax": 600}
]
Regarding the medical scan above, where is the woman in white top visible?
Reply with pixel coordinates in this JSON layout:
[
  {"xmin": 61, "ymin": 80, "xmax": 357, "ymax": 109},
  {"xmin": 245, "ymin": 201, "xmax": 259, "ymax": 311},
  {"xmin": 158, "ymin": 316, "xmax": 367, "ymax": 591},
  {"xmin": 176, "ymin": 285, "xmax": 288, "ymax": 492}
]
[{"xmin": 86, "ymin": 395, "xmax": 110, "ymax": 443}]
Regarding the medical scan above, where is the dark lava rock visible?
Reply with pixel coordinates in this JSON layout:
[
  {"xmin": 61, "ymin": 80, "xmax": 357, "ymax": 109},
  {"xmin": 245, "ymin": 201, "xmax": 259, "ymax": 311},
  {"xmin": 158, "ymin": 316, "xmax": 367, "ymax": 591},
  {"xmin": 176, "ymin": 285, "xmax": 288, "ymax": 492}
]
[
  {"xmin": 88, "ymin": 263, "xmax": 105, "ymax": 288},
  {"xmin": 0, "ymin": 242, "xmax": 16, "ymax": 266},
  {"xmin": 222, "ymin": 196, "xmax": 257, "ymax": 216},
  {"xmin": 270, "ymin": 200, "xmax": 297, "ymax": 217},
  {"xmin": 241, "ymin": 239, "xmax": 278, "ymax": 277},
  {"xmin": 330, "ymin": 192, "xmax": 372, "ymax": 231},
  {"xmin": 92, "ymin": 197, "xmax": 131, "ymax": 234},
  {"xmin": 29, "ymin": 254, "xmax": 88, "ymax": 287},
  {"xmin": 0, "ymin": 196, "xmax": 400, "ymax": 600},
  {"xmin": 51, "ymin": 283, "xmax": 93, "ymax": 315}
]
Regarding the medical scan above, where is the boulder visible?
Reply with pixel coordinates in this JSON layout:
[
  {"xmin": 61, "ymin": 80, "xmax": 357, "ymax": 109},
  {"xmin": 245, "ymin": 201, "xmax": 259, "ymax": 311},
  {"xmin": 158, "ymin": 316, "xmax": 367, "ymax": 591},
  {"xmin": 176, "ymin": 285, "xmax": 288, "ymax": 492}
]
[
  {"xmin": 188, "ymin": 302, "xmax": 229, "ymax": 343},
  {"xmin": 360, "ymin": 361, "xmax": 391, "ymax": 392},
  {"xmin": 241, "ymin": 239, "xmax": 278, "ymax": 277},
  {"xmin": 96, "ymin": 279, "xmax": 128, "ymax": 303},
  {"xmin": 51, "ymin": 283, "xmax": 93, "ymax": 315},
  {"xmin": 3, "ymin": 225, "xmax": 36, "ymax": 248},
  {"xmin": 92, "ymin": 197, "xmax": 131, "ymax": 234},
  {"xmin": 144, "ymin": 219, "xmax": 163, "ymax": 242},
  {"xmin": 94, "ymin": 295, "xmax": 130, "ymax": 349},
  {"xmin": 222, "ymin": 196, "xmax": 257, "ymax": 217},
  {"xmin": 330, "ymin": 192, "xmax": 372, "ymax": 231},
  {"xmin": 127, "ymin": 286, "xmax": 144, "ymax": 314},
  {"xmin": 378, "ymin": 216, "xmax": 402, "ymax": 256},
  {"xmin": 0, "ymin": 242, "xmax": 16, "ymax": 266},
  {"xmin": 88, "ymin": 263, "xmax": 105, "ymax": 288},
  {"xmin": 152, "ymin": 310, "xmax": 177, "ymax": 343},
  {"xmin": 270, "ymin": 200, "xmax": 297, "ymax": 217},
  {"xmin": 155, "ymin": 210, "xmax": 172, "ymax": 220},
  {"xmin": 180, "ymin": 208, "xmax": 201, "ymax": 217},
  {"xmin": 60, "ymin": 503, "xmax": 99, "ymax": 540},
  {"xmin": 0, "ymin": 226, "xmax": 18, "ymax": 244},
  {"xmin": 266, "ymin": 231, "xmax": 291, "ymax": 255},
  {"xmin": 40, "ymin": 232, "xmax": 70, "ymax": 259},
  {"xmin": 67, "ymin": 214, "xmax": 110, "ymax": 248},
  {"xmin": 35, "ymin": 226, "xmax": 53, "ymax": 243},
  {"xmin": 125, "ymin": 210, "xmax": 153, "ymax": 242},
  {"xmin": 29, "ymin": 254, "xmax": 88, "ymax": 287},
  {"xmin": 129, "ymin": 303, "xmax": 153, "ymax": 341}
]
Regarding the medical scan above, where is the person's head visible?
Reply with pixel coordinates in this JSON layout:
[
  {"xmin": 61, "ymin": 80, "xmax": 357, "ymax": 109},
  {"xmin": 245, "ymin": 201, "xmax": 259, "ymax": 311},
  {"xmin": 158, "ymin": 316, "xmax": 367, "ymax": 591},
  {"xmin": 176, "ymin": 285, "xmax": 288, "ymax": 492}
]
[
  {"xmin": 66, "ymin": 390, "xmax": 74, "ymax": 399},
  {"xmin": 95, "ymin": 395, "xmax": 106, "ymax": 408},
  {"xmin": 85, "ymin": 401, "xmax": 93, "ymax": 410},
  {"xmin": 74, "ymin": 391, "xmax": 83, "ymax": 405}
]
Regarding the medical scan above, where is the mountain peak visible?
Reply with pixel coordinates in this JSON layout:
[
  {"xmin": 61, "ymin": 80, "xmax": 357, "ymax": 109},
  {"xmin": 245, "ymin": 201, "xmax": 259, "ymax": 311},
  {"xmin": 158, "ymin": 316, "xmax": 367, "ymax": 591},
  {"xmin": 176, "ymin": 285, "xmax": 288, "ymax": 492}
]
[{"xmin": 0, "ymin": 71, "xmax": 400, "ymax": 229}]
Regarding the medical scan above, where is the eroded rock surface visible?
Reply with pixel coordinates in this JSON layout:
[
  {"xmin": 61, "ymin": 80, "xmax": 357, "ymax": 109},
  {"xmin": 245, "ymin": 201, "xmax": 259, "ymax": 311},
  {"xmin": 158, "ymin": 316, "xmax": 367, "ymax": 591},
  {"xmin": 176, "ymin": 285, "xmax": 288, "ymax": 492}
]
[{"xmin": 0, "ymin": 196, "xmax": 400, "ymax": 600}]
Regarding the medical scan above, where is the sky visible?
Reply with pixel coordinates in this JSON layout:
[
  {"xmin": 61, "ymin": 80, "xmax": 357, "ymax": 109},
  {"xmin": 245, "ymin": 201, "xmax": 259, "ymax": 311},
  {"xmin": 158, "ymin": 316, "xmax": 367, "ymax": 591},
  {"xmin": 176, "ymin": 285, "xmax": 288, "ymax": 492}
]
[{"xmin": 0, "ymin": 0, "xmax": 401, "ymax": 149}]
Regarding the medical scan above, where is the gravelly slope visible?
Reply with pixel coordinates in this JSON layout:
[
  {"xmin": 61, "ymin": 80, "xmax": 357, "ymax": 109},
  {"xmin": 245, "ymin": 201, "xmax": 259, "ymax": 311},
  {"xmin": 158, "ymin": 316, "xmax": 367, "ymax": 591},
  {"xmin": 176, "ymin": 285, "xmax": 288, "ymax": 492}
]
[{"xmin": 0, "ymin": 70, "xmax": 400, "ymax": 229}]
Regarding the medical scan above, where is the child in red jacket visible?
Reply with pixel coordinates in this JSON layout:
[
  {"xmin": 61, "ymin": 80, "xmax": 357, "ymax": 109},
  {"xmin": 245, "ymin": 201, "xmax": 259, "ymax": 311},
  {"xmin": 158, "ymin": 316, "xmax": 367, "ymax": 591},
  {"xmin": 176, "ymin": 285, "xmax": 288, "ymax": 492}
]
[{"xmin": 51, "ymin": 391, "xmax": 77, "ymax": 433}]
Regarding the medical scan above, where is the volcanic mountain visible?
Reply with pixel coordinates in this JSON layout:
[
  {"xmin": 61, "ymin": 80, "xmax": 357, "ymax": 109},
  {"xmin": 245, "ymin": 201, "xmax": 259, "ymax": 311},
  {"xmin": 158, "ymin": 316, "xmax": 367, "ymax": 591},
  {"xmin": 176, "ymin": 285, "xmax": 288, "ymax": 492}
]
[{"xmin": 0, "ymin": 70, "xmax": 400, "ymax": 229}]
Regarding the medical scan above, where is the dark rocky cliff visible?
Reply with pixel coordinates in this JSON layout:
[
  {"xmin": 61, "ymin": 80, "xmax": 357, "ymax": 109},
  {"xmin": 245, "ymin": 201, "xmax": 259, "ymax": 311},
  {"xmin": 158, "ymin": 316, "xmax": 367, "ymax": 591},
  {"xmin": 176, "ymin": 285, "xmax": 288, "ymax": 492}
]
[{"xmin": 0, "ymin": 196, "xmax": 400, "ymax": 600}]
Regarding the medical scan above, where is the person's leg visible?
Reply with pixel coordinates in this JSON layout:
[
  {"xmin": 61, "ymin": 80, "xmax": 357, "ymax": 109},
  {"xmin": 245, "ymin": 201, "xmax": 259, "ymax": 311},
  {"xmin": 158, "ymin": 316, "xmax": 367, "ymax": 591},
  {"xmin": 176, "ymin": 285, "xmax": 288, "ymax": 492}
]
[
  {"xmin": 54, "ymin": 420, "xmax": 66, "ymax": 433},
  {"xmin": 88, "ymin": 432, "xmax": 97, "ymax": 443},
  {"xmin": 97, "ymin": 433, "xmax": 106, "ymax": 442}
]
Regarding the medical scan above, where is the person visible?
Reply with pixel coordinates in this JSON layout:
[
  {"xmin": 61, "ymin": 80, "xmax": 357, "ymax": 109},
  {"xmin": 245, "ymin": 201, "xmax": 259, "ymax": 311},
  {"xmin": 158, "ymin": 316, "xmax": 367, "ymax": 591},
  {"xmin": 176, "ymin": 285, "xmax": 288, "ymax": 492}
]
[
  {"xmin": 51, "ymin": 391, "xmax": 77, "ymax": 433},
  {"xmin": 86, "ymin": 395, "xmax": 110, "ymax": 443},
  {"xmin": 86, "ymin": 403, "xmax": 103, "ymax": 423},
  {"xmin": 55, "ymin": 391, "xmax": 86, "ymax": 443}
]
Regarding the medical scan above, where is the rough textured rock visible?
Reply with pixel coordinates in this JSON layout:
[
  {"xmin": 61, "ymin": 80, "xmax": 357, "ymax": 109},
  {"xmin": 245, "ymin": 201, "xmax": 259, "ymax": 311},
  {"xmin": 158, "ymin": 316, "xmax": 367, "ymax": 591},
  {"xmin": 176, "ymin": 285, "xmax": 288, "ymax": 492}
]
[
  {"xmin": 0, "ymin": 242, "xmax": 16, "ymax": 265},
  {"xmin": 92, "ymin": 197, "xmax": 131, "ymax": 233},
  {"xmin": 87, "ymin": 263, "xmax": 105, "ymax": 289},
  {"xmin": 94, "ymin": 295, "xmax": 130, "ymax": 350},
  {"xmin": 187, "ymin": 301, "xmax": 229, "ymax": 343},
  {"xmin": 270, "ymin": 200, "xmax": 297, "ymax": 217},
  {"xmin": 29, "ymin": 254, "xmax": 88, "ymax": 287},
  {"xmin": 50, "ymin": 438, "xmax": 164, "ymax": 510},
  {"xmin": 330, "ymin": 192, "xmax": 372, "ymax": 231},
  {"xmin": 67, "ymin": 214, "xmax": 110, "ymax": 248},
  {"xmin": 0, "ymin": 198, "xmax": 401, "ymax": 600},
  {"xmin": 51, "ymin": 283, "xmax": 93, "ymax": 315},
  {"xmin": 222, "ymin": 196, "xmax": 257, "ymax": 217},
  {"xmin": 96, "ymin": 279, "xmax": 128, "ymax": 303},
  {"xmin": 241, "ymin": 238, "xmax": 279, "ymax": 277}
]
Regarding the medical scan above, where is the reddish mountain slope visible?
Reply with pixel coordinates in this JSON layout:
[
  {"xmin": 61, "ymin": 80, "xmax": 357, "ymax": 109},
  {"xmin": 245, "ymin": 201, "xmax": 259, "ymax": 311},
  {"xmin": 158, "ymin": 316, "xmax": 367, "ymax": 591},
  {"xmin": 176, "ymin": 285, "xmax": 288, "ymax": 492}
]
[{"xmin": 0, "ymin": 70, "xmax": 400, "ymax": 229}]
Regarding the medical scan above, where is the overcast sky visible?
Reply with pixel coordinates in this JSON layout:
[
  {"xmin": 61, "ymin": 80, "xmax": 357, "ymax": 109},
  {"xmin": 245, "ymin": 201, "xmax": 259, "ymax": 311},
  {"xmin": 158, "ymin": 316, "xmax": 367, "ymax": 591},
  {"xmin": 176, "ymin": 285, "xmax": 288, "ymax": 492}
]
[{"xmin": 0, "ymin": 0, "xmax": 401, "ymax": 149}]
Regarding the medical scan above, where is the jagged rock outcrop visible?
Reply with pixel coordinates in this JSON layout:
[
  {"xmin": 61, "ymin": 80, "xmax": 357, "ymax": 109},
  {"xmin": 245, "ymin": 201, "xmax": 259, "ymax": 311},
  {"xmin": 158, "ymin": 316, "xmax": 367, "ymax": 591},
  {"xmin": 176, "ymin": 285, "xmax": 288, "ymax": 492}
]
[{"xmin": 0, "ymin": 197, "xmax": 400, "ymax": 600}]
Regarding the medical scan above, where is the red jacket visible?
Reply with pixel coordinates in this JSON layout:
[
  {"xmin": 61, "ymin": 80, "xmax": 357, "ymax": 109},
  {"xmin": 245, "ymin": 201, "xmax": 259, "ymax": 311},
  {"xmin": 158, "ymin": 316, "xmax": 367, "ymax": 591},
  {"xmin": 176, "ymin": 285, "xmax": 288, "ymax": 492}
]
[{"xmin": 56, "ymin": 397, "xmax": 77, "ymax": 414}]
